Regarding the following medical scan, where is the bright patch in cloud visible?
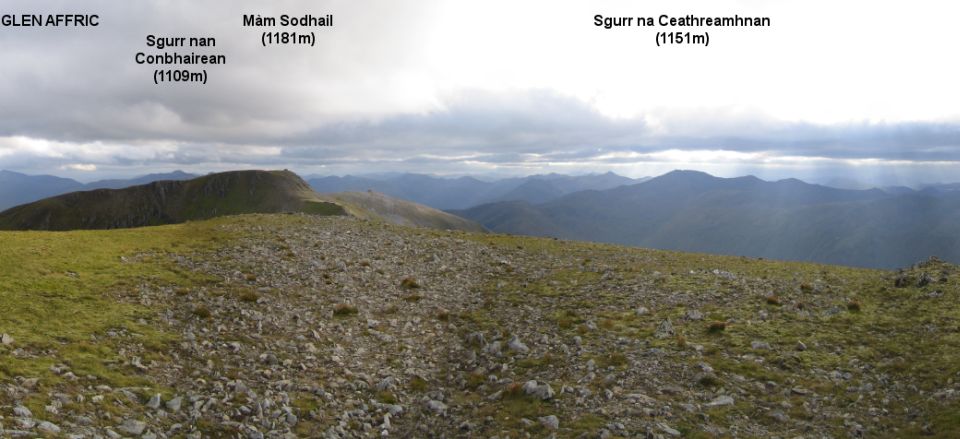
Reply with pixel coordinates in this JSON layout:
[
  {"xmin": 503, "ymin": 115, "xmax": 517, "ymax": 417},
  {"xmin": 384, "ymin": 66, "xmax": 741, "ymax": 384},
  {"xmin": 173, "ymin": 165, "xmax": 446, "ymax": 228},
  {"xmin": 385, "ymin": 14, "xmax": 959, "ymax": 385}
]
[{"xmin": 61, "ymin": 163, "xmax": 98, "ymax": 172}]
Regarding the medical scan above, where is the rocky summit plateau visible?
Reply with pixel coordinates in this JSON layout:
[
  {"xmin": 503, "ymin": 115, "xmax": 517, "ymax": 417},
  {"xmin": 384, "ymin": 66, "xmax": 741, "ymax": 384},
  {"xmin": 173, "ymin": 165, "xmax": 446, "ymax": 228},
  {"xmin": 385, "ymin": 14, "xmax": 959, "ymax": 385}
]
[{"xmin": 1, "ymin": 212, "xmax": 958, "ymax": 438}]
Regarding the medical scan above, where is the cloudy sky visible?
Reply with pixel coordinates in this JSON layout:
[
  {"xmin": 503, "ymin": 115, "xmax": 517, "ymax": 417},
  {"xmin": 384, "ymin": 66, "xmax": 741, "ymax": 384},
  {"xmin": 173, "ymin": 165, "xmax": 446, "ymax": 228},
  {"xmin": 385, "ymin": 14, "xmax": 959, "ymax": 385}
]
[{"xmin": 1, "ymin": 0, "xmax": 959, "ymax": 185}]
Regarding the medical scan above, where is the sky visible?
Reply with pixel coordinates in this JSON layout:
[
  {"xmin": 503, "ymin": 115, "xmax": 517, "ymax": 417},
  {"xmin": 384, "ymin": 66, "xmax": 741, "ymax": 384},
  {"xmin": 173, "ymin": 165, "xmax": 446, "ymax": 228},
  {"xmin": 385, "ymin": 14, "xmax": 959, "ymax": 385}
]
[{"xmin": 1, "ymin": 0, "xmax": 959, "ymax": 186}]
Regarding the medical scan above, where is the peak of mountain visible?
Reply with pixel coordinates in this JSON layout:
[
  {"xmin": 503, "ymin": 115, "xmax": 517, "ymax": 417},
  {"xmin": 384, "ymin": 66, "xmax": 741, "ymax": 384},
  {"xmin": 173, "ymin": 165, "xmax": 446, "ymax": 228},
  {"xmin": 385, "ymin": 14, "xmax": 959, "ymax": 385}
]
[
  {"xmin": 637, "ymin": 169, "xmax": 722, "ymax": 191},
  {"xmin": 654, "ymin": 169, "xmax": 715, "ymax": 180}
]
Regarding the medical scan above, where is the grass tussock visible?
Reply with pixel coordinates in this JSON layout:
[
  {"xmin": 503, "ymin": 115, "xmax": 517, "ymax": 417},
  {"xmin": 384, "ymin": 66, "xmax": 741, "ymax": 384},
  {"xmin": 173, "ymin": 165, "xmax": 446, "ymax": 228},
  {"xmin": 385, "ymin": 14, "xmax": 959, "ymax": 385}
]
[
  {"xmin": 503, "ymin": 382, "xmax": 525, "ymax": 398},
  {"xmin": 599, "ymin": 352, "xmax": 628, "ymax": 368},
  {"xmin": 333, "ymin": 303, "xmax": 358, "ymax": 317},
  {"xmin": 847, "ymin": 300, "xmax": 862, "ymax": 312},
  {"xmin": 238, "ymin": 289, "xmax": 260, "ymax": 303},
  {"xmin": 402, "ymin": 293, "xmax": 423, "ymax": 302},
  {"xmin": 192, "ymin": 305, "xmax": 213, "ymax": 319},
  {"xmin": 409, "ymin": 376, "xmax": 428, "ymax": 392},
  {"xmin": 400, "ymin": 276, "xmax": 420, "ymax": 289},
  {"xmin": 698, "ymin": 373, "xmax": 722, "ymax": 387},
  {"xmin": 707, "ymin": 321, "xmax": 727, "ymax": 333},
  {"xmin": 376, "ymin": 391, "xmax": 398, "ymax": 404}
]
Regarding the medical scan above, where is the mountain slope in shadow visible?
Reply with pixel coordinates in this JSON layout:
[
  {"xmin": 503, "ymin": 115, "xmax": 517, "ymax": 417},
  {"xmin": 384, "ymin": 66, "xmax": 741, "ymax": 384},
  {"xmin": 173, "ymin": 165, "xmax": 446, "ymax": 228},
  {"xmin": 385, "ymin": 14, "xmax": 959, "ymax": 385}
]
[
  {"xmin": 456, "ymin": 170, "xmax": 960, "ymax": 268},
  {"xmin": 0, "ymin": 170, "xmax": 343, "ymax": 231}
]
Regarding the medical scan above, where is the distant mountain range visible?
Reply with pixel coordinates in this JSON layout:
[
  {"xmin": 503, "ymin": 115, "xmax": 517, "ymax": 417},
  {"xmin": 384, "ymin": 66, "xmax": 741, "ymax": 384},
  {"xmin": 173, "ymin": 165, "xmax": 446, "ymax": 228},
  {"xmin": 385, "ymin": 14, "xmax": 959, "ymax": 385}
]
[
  {"xmin": 307, "ymin": 172, "xmax": 646, "ymax": 210},
  {"xmin": 0, "ymin": 170, "xmax": 198, "ymax": 211},
  {"xmin": 0, "ymin": 170, "xmax": 642, "ymax": 212},
  {"xmin": 454, "ymin": 170, "xmax": 960, "ymax": 269},
  {"xmin": 5, "ymin": 168, "xmax": 960, "ymax": 268}
]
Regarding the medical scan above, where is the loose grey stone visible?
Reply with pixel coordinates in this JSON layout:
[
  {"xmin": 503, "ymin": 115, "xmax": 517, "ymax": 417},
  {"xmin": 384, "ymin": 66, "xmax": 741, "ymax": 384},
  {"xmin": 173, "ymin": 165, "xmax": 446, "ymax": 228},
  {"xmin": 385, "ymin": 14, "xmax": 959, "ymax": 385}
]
[
  {"xmin": 13, "ymin": 405, "xmax": 32, "ymax": 418},
  {"xmin": 146, "ymin": 393, "xmax": 162, "ymax": 409},
  {"xmin": 706, "ymin": 395, "xmax": 735, "ymax": 407},
  {"xmin": 507, "ymin": 336, "xmax": 529, "ymax": 353},
  {"xmin": 770, "ymin": 410, "xmax": 790, "ymax": 422},
  {"xmin": 37, "ymin": 421, "xmax": 61, "ymax": 434},
  {"xmin": 792, "ymin": 387, "xmax": 811, "ymax": 395},
  {"xmin": 522, "ymin": 380, "xmax": 555, "ymax": 400},
  {"xmin": 483, "ymin": 340, "xmax": 502, "ymax": 356},
  {"xmin": 539, "ymin": 415, "xmax": 560, "ymax": 430},
  {"xmin": 376, "ymin": 376, "xmax": 396, "ymax": 391},
  {"xmin": 658, "ymin": 422, "xmax": 682, "ymax": 436},
  {"xmin": 166, "ymin": 396, "xmax": 183, "ymax": 412},
  {"xmin": 425, "ymin": 400, "xmax": 447, "ymax": 415},
  {"xmin": 118, "ymin": 419, "xmax": 147, "ymax": 436},
  {"xmin": 654, "ymin": 319, "xmax": 675, "ymax": 339}
]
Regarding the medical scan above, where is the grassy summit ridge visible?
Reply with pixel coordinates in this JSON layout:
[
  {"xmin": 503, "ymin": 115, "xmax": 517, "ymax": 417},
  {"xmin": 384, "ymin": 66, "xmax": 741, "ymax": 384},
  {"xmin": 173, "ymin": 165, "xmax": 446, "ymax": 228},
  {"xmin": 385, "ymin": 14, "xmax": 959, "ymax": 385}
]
[{"xmin": 0, "ymin": 170, "xmax": 345, "ymax": 231}]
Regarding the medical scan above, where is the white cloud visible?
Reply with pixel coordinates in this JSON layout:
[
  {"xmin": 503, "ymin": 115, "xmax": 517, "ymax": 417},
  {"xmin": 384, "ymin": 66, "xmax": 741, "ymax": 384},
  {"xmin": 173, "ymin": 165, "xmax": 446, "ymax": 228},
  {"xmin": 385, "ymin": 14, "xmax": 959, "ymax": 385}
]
[{"xmin": 61, "ymin": 163, "xmax": 97, "ymax": 171}]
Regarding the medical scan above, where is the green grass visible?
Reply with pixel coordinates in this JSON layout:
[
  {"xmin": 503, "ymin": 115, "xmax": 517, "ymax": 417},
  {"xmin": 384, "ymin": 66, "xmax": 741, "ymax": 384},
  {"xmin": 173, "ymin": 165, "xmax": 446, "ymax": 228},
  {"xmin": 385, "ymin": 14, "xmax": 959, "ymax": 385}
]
[{"xmin": 0, "ymin": 218, "xmax": 231, "ymax": 388}]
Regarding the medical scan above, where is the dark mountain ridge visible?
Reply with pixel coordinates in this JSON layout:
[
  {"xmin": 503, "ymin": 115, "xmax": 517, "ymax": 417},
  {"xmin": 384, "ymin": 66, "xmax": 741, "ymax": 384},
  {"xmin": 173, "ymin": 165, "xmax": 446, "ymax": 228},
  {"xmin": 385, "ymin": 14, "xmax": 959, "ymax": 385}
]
[{"xmin": 0, "ymin": 170, "xmax": 342, "ymax": 231}]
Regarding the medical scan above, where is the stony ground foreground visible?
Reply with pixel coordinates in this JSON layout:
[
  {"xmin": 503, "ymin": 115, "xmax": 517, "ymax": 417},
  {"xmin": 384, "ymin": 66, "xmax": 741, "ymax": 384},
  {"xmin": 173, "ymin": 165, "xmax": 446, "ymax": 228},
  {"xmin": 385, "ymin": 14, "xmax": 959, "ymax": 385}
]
[{"xmin": 2, "ymin": 214, "xmax": 959, "ymax": 438}]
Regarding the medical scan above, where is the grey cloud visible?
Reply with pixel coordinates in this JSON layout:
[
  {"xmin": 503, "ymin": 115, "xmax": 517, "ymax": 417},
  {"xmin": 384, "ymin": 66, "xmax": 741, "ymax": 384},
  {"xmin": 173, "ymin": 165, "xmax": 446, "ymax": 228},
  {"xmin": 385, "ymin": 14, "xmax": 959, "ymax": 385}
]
[
  {"xmin": 1, "ymin": 1, "xmax": 959, "ymax": 182},
  {"xmin": 1, "ymin": 0, "xmax": 440, "ymax": 144},
  {"xmin": 4, "ymin": 88, "xmax": 960, "ymax": 178},
  {"xmin": 286, "ymin": 90, "xmax": 648, "ymax": 153},
  {"xmin": 273, "ymin": 92, "xmax": 960, "ymax": 164}
]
